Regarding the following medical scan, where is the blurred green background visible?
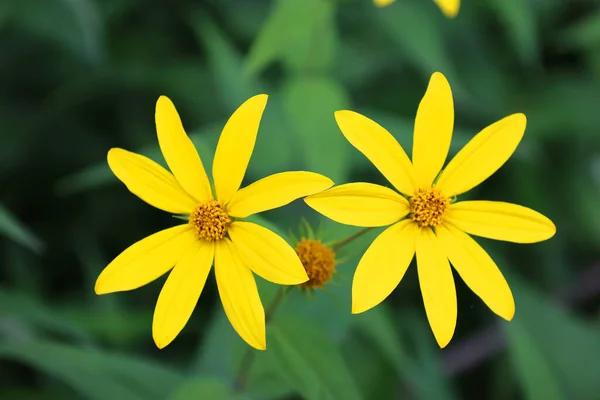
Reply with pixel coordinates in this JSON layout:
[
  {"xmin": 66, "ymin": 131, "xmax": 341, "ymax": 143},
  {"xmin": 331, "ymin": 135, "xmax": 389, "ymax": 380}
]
[{"xmin": 2, "ymin": 0, "xmax": 600, "ymax": 399}]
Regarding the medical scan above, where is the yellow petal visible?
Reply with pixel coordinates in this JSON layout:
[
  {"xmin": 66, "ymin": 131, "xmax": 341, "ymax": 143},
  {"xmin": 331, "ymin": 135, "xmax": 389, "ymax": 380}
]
[
  {"xmin": 228, "ymin": 222, "xmax": 308, "ymax": 285},
  {"xmin": 214, "ymin": 239, "xmax": 266, "ymax": 350},
  {"xmin": 212, "ymin": 94, "xmax": 268, "ymax": 204},
  {"xmin": 436, "ymin": 224, "xmax": 514, "ymax": 320},
  {"xmin": 155, "ymin": 96, "xmax": 213, "ymax": 202},
  {"xmin": 412, "ymin": 72, "xmax": 454, "ymax": 188},
  {"xmin": 152, "ymin": 240, "xmax": 215, "ymax": 349},
  {"xmin": 434, "ymin": 0, "xmax": 460, "ymax": 18},
  {"xmin": 446, "ymin": 201, "xmax": 556, "ymax": 243},
  {"xmin": 352, "ymin": 220, "xmax": 417, "ymax": 314},
  {"xmin": 304, "ymin": 182, "xmax": 410, "ymax": 227},
  {"xmin": 436, "ymin": 113, "xmax": 527, "ymax": 197},
  {"xmin": 227, "ymin": 171, "xmax": 333, "ymax": 218},
  {"xmin": 416, "ymin": 228, "xmax": 457, "ymax": 348},
  {"xmin": 95, "ymin": 225, "xmax": 197, "ymax": 294},
  {"xmin": 107, "ymin": 148, "xmax": 197, "ymax": 214},
  {"xmin": 334, "ymin": 110, "xmax": 417, "ymax": 196},
  {"xmin": 374, "ymin": 0, "xmax": 395, "ymax": 6}
]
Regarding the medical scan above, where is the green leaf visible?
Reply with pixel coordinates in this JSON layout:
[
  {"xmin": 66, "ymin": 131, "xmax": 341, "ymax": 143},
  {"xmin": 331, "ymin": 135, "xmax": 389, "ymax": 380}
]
[
  {"xmin": 354, "ymin": 307, "xmax": 457, "ymax": 400},
  {"xmin": 0, "ymin": 340, "xmax": 184, "ymax": 400},
  {"xmin": 267, "ymin": 316, "xmax": 363, "ymax": 400},
  {"xmin": 505, "ymin": 281, "xmax": 600, "ymax": 400},
  {"xmin": 0, "ymin": 289, "xmax": 88, "ymax": 341},
  {"xmin": 11, "ymin": 0, "xmax": 105, "ymax": 66},
  {"xmin": 168, "ymin": 377, "xmax": 234, "ymax": 400},
  {"xmin": 557, "ymin": 10, "xmax": 600, "ymax": 51},
  {"xmin": 488, "ymin": 0, "xmax": 539, "ymax": 66},
  {"xmin": 375, "ymin": 1, "xmax": 464, "ymax": 98},
  {"xmin": 244, "ymin": 0, "xmax": 336, "ymax": 75},
  {"xmin": 283, "ymin": 76, "xmax": 350, "ymax": 182},
  {"xmin": 0, "ymin": 203, "xmax": 44, "ymax": 253}
]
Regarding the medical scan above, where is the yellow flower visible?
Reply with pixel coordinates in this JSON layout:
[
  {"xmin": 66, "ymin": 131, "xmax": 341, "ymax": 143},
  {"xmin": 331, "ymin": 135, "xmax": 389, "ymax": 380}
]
[
  {"xmin": 304, "ymin": 72, "xmax": 556, "ymax": 348},
  {"xmin": 94, "ymin": 94, "xmax": 333, "ymax": 350},
  {"xmin": 374, "ymin": 0, "xmax": 461, "ymax": 18}
]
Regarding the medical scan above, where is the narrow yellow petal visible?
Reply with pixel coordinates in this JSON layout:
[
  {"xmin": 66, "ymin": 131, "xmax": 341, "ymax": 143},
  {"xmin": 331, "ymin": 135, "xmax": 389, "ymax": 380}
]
[
  {"xmin": 94, "ymin": 225, "xmax": 196, "ymax": 294},
  {"xmin": 304, "ymin": 182, "xmax": 410, "ymax": 227},
  {"xmin": 107, "ymin": 148, "xmax": 197, "ymax": 214},
  {"xmin": 446, "ymin": 201, "xmax": 556, "ymax": 243},
  {"xmin": 152, "ymin": 240, "xmax": 214, "ymax": 349},
  {"xmin": 155, "ymin": 96, "xmax": 213, "ymax": 202},
  {"xmin": 436, "ymin": 224, "xmax": 515, "ymax": 320},
  {"xmin": 434, "ymin": 0, "xmax": 460, "ymax": 18},
  {"xmin": 334, "ymin": 110, "xmax": 417, "ymax": 196},
  {"xmin": 212, "ymin": 94, "xmax": 268, "ymax": 204},
  {"xmin": 416, "ymin": 228, "xmax": 457, "ymax": 348},
  {"xmin": 227, "ymin": 171, "xmax": 333, "ymax": 218},
  {"xmin": 214, "ymin": 239, "xmax": 266, "ymax": 350},
  {"xmin": 229, "ymin": 222, "xmax": 308, "ymax": 285},
  {"xmin": 412, "ymin": 72, "xmax": 454, "ymax": 188},
  {"xmin": 436, "ymin": 114, "xmax": 527, "ymax": 197},
  {"xmin": 374, "ymin": 0, "xmax": 395, "ymax": 6},
  {"xmin": 352, "ymin": 220, "xmax": 417, "ymax": 314}
]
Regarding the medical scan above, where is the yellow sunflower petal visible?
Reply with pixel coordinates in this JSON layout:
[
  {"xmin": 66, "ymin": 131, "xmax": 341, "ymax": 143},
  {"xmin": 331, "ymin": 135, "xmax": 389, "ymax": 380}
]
[
  {"xmin": 436, "ymin": 113, "xmax": 527, "ymax": 197},
  {"xmin": 107, "ymin": 148, "xmax": 197, "ymax": 214},
  {"xmin": 228, "ymin": 222, "xmax": 308, "ymax": 285},
  {"xmin": 436, "ymin": 224, "xmax": 514, "ymax": 320},
  {"xmin": 373, "ymin": 0, "xmax": 395, "ymax": 6},
  {"xmin": 212, "ymin": 94, "xmax": 268, "ymax": 204},
  {"xmin": 416, "ymin": 228, "xmax": 457, "ymax": 348},
  {"xmin": 155, "ymin": 96, "xmax": 213, "ymax": 202},
  {"xmin": 227, "ymin": 172, "xmax": 333, "ymax": 218},
  {"xmin": 94, "ymin": 225, "xmax": 196, "ymax": 294},
  {"xmin": 152, "ymin": 240, "xmax": 214, "ymax": 349},
  {"xmin": 215, "ymin": 239, "xmax": 266, "ymax": 350},
  {"xmin": 304, "ymin": 182, "xmax": 410, "ymax": 227},
  {"xmin": 352, "ymin": 220, "xmax": 418, "ymax": 314},
  {"xmin": 413, "ymin": 72, "xmax": 454, "ymax": 188},
  {"xmin": 446, "ymin": 201, "xmax": 556, "ymax": 243},
  {"xmin": 434, "ymin": 0, "xmax": 460, "ymax": 18},
  {"xmin": 334, "ymin": 110, "xmax": 417, "ymax": 196}
]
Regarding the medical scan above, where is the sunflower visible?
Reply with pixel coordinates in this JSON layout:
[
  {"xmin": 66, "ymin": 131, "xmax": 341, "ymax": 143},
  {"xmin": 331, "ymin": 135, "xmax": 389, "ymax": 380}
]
[
  {"xmin": 95, "ymin": 94, "xmax": 333, "ymax": 350},
  {"xmin": 373, "ymin": 0, "xmax": 460, "ymax": 18},
  {"xmin": 304, "ymin": 72, "xmax": 556, "ymax": 347}
]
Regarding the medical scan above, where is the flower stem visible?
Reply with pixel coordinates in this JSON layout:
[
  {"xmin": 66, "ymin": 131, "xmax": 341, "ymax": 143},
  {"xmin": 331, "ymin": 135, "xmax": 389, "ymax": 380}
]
[
  {"xmin": 331, "ymin": 227, "xmax": 373, "ymax": 252},
  {"xmin": 233, "ymin": 286, "xmax": 288, "ymax": 392}
]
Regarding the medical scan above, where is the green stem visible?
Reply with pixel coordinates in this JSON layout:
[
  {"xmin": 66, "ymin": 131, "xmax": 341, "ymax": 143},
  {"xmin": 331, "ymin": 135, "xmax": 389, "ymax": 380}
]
[
  {"xmin": 331, "ymin": 227, "xmax": 373, "ymax": 252},
  {"xmin": 233, "ymin": 286, "xmax": 288, "ymax": 392}
]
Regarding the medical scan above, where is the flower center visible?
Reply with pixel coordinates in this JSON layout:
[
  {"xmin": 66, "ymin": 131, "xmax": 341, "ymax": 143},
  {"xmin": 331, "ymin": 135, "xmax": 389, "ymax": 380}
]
[
  {"xmin": 410, "ymin": 188, "xmax": 450, "ymax": 227},
  {"xmin": 295, "ymin": 240, "xmax": 336, "ymax": 289},
  {"xmin": 188, "ymin": 200, "xmax": 231, "ymax": 241}
]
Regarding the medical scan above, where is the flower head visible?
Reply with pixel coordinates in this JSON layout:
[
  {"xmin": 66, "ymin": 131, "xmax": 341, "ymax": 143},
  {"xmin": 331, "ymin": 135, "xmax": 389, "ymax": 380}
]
[
  {"xmin": 304, "ymin": 72, "xmax": 556, "ymax": 348},
  {"xmin": 295, "ymin": 239, "xmax": 337, "ymax": 289},
  {"xmin": 94, "ymin": 95, "xmax": 333, "ymax": 350},
  {"xmin": 374, "ymin": 0, "xmax": 461, "ymax": 18}
]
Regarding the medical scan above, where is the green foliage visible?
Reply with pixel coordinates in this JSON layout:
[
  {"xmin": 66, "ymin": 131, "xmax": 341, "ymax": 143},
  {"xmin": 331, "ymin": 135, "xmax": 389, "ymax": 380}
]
[
  {"xmin": 1, "ymin": 0, "xmax": 599, "ymax": 399},
  {"xmin": 267, "ymin": 316, "xmax": 362, "ymax": 400}
]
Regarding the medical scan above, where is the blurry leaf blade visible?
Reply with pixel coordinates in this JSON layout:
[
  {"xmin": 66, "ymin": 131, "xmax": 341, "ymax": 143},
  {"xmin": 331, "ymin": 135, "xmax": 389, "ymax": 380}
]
[
  {"xmin": 0, "ymin": 203, "xmax": 44, "ymax": 253},
  {"xmin": 505, "ymin": 280, "xmax": 600, "ymax": 400},
  {"xmin": 283, "ymin": 76, "xmax": 350, "ymax": 182},
  {"xmin": 245, "ymin": 0, "xmax": 335, "ymax": 75},
  {"xmin": 268, "ymin": 316, "xmax": 363, "ymax": 400},
  {"xmin": 488, "ymin": 0, "xmax": 539, "ymax": 65},
  {"xmin": 168, "ymin": 377, "xmax": 234, "ymax": 400}
]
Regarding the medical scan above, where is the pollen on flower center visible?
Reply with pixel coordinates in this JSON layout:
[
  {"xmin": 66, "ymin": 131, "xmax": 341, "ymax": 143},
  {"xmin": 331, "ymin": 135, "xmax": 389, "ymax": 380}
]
[
  {"xmin": 410, "ymin": 188, "xmax": 450, "ymax": 227},
  {"xmin": 295, "ymin": 240, "xmax": 336, "ymax": 289},
  {"xmin": 188, "ymin": 200, "xmax": 231, "ymax": 241}
]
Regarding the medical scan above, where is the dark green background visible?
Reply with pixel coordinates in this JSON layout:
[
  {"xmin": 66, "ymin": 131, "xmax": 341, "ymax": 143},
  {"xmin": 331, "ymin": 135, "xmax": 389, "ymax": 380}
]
[{"xmin": 2, "ymin": 0, "xmax": 600, "ymax": 399}]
